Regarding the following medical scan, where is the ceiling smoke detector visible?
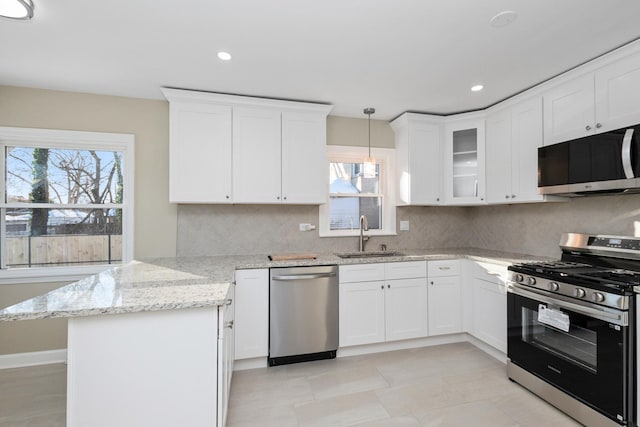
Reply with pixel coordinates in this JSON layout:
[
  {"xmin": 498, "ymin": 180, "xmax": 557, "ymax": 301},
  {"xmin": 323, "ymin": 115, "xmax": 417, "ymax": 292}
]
[{"xmin": 490, "ymin": 11, "xmax": 518, "ymax": 28}]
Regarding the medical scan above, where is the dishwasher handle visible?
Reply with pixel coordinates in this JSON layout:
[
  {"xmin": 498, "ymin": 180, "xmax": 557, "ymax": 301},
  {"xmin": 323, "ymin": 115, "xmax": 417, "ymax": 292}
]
[{"xmin": 271, "ymin": 272, "xmax": 337, "ymax": 281}]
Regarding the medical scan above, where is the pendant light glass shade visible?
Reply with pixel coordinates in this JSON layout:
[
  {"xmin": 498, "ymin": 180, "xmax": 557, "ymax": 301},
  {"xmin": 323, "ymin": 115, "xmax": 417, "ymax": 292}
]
[
  {"xmin": 363, "ymin": 107, "xmax": 376, "ymax": 179},
  {"xmin": 0, "ymin": 0, "xmax": 34, "ymax": 19}
]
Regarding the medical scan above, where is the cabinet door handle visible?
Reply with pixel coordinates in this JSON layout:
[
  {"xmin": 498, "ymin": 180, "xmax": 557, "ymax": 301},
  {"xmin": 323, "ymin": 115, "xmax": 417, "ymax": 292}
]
[
  {"xmin": 225, "ymin": 321, "xmax": 234, "ymax": 329},
  {"xmin": 505, "ymin": 195, "xmax": 510, "ymax": 199},
  {"xmin": 585, "ymin": 125, "xmax": 592, "ymax": 131},
  {"xmin": 387, "ymin": 284, "xmax": 390, "ymax": 289},
  {"xmin": 226, "ymin": 299, "xmax": 233, "ymax": 305},
  {"xmin": 430, "ymin": 281, "xmax": 434, "ymax": 285},
  {"xmin": 596, "ymin": 122, "xmax": 602, "ymax": 129},
  {"xmin": 511, "ymin": 194, "xmax": 516, "ymax": 198},
  {"xmin": 381, "ymin": 285, "xmax": 384, "ymax": 290}
]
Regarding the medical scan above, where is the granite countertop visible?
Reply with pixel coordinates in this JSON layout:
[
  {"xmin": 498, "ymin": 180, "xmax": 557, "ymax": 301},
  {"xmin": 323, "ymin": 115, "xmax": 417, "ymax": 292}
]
[{"xmin": 0, "ymin": 248, "xmax": 548, "ymax": 322}]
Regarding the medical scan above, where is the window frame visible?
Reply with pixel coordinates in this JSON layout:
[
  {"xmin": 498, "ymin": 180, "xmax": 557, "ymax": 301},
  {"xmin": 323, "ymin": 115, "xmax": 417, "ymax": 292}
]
[
  {"xmin": 0, "ymin": 126, "xmax": 134, "ymax": 284},
  {"xmin": 319, "ymin": 145, "xmax": 396, "ymax": 237}
]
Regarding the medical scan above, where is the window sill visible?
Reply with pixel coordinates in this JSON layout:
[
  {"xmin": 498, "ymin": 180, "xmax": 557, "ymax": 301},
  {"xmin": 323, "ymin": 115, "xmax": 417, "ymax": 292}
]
[
  {"xmin": 0, "ymin": 264, "xmax": 120, "ymax": 285},
  {"xmin": 319, "ymin": 230, "xmax": 398, "ymax": 238}
]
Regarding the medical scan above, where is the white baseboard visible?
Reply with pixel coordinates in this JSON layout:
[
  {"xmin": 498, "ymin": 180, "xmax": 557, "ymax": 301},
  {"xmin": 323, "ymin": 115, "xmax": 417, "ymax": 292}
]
[
  {"xmin": 465, "ymin": 334, "xmax": 507, "ymax": 364},
  {"xmin": 234, "ymin": 357, "xmax": 268, "ymax": 371},
  {"xmin": 0, "ymin": 349, "xmax": 67, "ymax": 370},
  {"xmin": 337, "ymin": 333, "xmax": 468, "ymax": 358}
]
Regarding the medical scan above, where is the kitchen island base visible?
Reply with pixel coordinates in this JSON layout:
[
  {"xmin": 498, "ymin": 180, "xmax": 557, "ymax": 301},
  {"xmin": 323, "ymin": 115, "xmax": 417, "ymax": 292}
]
[{"xmin": 67, "ymin": 307, "xmax": 220, "ymax": 427}]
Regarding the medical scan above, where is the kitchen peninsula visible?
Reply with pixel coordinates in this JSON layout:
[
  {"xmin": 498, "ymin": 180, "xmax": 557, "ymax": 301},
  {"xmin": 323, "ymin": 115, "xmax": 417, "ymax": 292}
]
[{"xmin": 0, "ymin": 249, "xmax": 546, "ymax": 427}]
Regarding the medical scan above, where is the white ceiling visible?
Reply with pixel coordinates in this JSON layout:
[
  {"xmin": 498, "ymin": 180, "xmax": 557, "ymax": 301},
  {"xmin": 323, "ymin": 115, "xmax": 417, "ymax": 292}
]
[{"xmin": 3, "ymin": 0, "xmax": 640, "ymax": 120}]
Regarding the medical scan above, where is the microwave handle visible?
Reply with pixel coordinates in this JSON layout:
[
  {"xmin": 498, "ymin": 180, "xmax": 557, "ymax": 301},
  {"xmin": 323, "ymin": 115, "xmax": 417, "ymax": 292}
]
[{"xmin": 622, "ymin": 128, "xmax": 635, "ymax": 179}]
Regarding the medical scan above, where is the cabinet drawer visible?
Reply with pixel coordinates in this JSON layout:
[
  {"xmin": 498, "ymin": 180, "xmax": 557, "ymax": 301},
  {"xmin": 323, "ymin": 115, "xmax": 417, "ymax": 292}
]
[
  {"xmin": 428, "ymin": 259, "xmax": 461, "ymax": 277},
  {"xmin": 473, "ymin": 261, "xmax": 509, "ymax": 285},
  {"xmin": 339, "ymin": 263, "xmax": 385, "ymax": 283},
  {"xmin": 384, "ymin": 261, "xmax": 427, "ymax": 280}
]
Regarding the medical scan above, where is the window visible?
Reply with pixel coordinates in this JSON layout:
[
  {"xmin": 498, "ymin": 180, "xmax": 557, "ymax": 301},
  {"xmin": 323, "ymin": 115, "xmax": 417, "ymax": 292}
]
[
  {"xmin": 0, "ymin": 127, "xmax": 134, "ymax": 283},
  {"xmin": 319, "ymin": 146, "xmax": 396, "ymax": 237}
]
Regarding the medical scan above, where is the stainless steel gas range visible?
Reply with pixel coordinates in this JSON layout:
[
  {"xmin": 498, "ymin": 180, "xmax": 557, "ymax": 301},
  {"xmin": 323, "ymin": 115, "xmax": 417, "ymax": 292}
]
[{"xmin": 507, "ymin": 232, "xmax": 640, "ymax": 427}]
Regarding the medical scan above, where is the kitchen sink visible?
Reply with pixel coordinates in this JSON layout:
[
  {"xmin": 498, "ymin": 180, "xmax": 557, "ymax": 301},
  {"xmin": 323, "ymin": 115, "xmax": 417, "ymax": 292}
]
[{"xmin": 335, "ymin": 251, "xmax": 405, "ymax": 259}]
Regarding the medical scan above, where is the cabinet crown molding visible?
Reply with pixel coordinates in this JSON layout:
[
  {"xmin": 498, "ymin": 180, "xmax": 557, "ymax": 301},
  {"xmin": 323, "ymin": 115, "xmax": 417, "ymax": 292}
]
[{"xmin": 161, "ymin": 87, "xmax": 333, "ymax": 116}]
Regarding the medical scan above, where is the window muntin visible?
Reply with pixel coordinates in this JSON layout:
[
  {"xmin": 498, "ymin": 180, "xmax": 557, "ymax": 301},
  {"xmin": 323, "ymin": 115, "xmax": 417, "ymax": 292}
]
[{"xmin": 0, "ymin": 127, "xmax": 133, "ymax": 282}]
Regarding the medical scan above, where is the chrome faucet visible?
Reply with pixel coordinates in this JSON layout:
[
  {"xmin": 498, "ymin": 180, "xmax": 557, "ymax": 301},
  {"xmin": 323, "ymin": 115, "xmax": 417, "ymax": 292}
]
[{"xmin": 358, "ymin": 215, "xmax": 369, "ymax": 252}]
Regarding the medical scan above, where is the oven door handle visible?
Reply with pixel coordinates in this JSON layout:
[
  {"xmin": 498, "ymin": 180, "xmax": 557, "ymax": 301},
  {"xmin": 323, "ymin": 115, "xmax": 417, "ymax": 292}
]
[{"xmin": 508, "ymin": 284, "xmax": 628, "ymax": 326}]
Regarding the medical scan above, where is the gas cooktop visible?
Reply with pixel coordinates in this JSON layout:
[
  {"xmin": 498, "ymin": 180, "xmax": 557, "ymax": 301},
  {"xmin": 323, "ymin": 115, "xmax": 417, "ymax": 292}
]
[{"xmin": 509, "ymin": 261, "xmax": 640, "ymax": 295}]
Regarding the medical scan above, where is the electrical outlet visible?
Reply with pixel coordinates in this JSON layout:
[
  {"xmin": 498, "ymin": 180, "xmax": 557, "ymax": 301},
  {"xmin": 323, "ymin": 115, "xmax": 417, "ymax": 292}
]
[{"xmin": 400, "ymin": 220, "xmax": 410, "ymax": 231}]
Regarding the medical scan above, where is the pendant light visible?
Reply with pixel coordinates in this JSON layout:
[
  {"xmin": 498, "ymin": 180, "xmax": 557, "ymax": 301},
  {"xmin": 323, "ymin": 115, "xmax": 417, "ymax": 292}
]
[
  {"xmin": 363, "ymin": 107, "xmax": 376, "ymax": 179},
  {"xmin": 0, "ymin": 0, "xmax": 34, "ymax": 20}
]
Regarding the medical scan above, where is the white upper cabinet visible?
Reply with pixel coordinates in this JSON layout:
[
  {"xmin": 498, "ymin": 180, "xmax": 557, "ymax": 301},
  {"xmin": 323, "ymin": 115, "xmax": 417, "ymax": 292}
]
[
  {"xmin": 595, "ymin": 51, "xmax": 640, "ymax": 132},
  {"xmin": 543, "ymin": 74, "xmax": 594, "ymax": 145},
  {"xmin": 167, "ymin": 101, "xmax": 232, "ymax": 203},
  {"xmin": 233, "ymin": 107, "xmax": 282, "ymax": 203},
  {"xmin": 444, "ymin": 116, "xmax": 486, "ymax": 205},
  {"xmin": 391, "ymin": 113, "xmax": 444, "ymax": 205},
  {"xmin": 281, "ymin": 112, "xmax": 328, "ymax": 204},
  {"xmin": 485, "ymin": 108, "xmax": 512, "ymax": 204},
  {"xmin": 162, "ymin": 88, "xmax": 332, "ymax": 205},
  {"xmin": 486, "ymin": 97, "xmax": 545, "ymax": 204},
  {"xmin": 544, "ymin": 50, "xmax": 640, "ymax": 145}
]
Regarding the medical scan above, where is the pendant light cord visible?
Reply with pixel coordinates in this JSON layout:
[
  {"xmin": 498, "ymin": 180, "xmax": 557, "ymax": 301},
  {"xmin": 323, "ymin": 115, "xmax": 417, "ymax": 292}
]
[{"xmin": 364, "ymin": 107, "xmax": 375, "ymax": 157}]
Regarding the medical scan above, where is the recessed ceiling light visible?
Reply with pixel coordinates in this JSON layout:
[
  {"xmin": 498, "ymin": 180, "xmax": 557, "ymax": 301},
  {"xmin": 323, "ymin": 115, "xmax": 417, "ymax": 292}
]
[
  {"xmin": 471, "ymin": 85, "xmax": 484, "ymax": 92},
  {"xmin": 0, "ymin": 0, "xmax": 34, "ymax": 20},
  {"xmin": 217, "ymin": 51, "xmax": 232, "ymax": 61},
  {"xmin": 490, "ymin": 10, "xmax": 518, "ymax": 28}
]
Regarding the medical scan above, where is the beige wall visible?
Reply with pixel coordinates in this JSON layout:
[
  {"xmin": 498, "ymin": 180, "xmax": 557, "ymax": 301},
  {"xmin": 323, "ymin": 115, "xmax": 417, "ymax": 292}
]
[
  {"xmin": 327, "ymin": 116, "xmax": 395, "ymax": 148},
  {"xmin": 0, "ymin": 85, "xmax": 176, "ymax": 355}
]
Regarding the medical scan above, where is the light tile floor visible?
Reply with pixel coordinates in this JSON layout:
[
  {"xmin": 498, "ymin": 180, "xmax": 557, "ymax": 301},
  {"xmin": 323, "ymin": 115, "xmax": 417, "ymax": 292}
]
[
  {"xmin": 227, "ymin": 342, "xmax": 581, "ymax": 427},
  {"xmin": 0, "ymin": 342, "xmax": 581, "ymax": 427}
]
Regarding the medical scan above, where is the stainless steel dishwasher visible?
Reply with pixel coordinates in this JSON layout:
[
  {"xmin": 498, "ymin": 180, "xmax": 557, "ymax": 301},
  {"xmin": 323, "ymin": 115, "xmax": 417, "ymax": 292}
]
[{"xmin": 268, "ymin": 265, "xmax": 338, "ymax": 366}]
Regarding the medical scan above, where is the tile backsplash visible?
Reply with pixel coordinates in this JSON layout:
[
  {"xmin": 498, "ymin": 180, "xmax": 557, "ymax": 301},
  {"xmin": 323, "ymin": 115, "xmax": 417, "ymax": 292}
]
[
  {"xmin": 177, "ymin": 205, "xmax": 472, "ymax": 256},
  {"xmin": 177, "ymin": 194, "xmax": 640, "ymax": 258}
]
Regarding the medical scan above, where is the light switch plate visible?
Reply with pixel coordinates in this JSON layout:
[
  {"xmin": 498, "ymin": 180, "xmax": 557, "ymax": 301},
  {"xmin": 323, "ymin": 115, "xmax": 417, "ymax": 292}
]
[{"xmin": 400, "ymin": 220, "xmax": 410, "ymax": 231}]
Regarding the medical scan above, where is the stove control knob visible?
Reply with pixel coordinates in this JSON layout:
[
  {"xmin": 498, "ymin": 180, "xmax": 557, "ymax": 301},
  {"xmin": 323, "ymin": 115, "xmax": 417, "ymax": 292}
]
[
  {"xmin": 527, "ymin": 277, "xmax": 537, "ymax": 286},
  {"xmin": 548, "ymin": 282, "xmax": 559, "ymax": 291},
  {"xmin": 514, "ymin": 274, "xmax": 524, "ymax": 283},
  {"xmin": 593, "ymin": 292, "xmax": 605, "ymax": 303},
  {"xmin": 575, "ymin": 288, "xmax": 586, "ymax": 298}
]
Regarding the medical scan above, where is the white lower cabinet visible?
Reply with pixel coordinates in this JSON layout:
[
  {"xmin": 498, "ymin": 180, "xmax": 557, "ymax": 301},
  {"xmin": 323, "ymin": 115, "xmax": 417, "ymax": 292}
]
[
  {"xmin": 427, "ymin": 260, "xmax": 462, "ymax": 336},
  {"xmin": 339, "ymin": 261, "xmax": 428, "ymax": 347},
  {"xmin": 217, "ymin": 286, "xmax": 234, "ymax": 427},
  {"xmin": 339, "ymin": 280, "xmax": 387, "ymax": 346},
  {"xmin": 234, "ymin": 269, "xmax": 269, "ymax": 360},
  {"xmin": 385, "ymin": 278, "xmax": 429, "ymax": 341},
  {"xmin": 468, "ymin": 261, "xmax": 508, "ymax": 353}
]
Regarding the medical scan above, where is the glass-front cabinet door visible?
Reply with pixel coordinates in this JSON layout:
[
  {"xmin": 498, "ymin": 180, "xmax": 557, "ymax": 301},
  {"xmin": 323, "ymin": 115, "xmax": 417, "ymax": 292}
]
[{"xmin": 444, "ymin": 117, "xmax": 486, "ymax": 205}]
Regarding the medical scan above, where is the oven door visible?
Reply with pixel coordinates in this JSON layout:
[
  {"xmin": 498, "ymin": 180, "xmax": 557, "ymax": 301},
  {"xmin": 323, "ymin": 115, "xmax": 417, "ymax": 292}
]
[{"xmin": 507, "ymin": 284, "xmax": 632, "ymax": 425}]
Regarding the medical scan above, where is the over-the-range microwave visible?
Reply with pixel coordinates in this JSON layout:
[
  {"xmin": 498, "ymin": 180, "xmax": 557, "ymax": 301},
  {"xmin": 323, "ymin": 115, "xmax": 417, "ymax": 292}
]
[{"xmin": 538, "ymin": 124, "xmax": 640, "ymax": 196}]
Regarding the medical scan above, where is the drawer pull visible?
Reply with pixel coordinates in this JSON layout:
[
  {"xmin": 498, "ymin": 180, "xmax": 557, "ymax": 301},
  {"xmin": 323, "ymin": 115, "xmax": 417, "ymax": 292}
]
[{"xmin": 438, "ymin": 266, "xmax": 451, "ymax": 270}]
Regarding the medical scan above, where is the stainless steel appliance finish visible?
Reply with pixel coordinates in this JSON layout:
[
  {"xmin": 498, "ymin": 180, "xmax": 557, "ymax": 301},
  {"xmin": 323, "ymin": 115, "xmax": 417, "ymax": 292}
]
[
  {"xmin": 507, "ymin": 361, "xmax": 623, "ymax": 427},
  {"xmin": 269, "ymin": 265, "xmax": 338, "ymax": 366},
  {"xmin": 538, "ymin": 123, "xmax": 640, "ymax": 196},
  {"xmin": 507, "ymin": 233, "xmax": 639, "ymax": 427}
]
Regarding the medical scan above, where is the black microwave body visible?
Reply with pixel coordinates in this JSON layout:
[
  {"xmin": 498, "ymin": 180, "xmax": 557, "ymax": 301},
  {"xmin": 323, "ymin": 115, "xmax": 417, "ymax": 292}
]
[{"xmin": 538, "ymin": 125, "xmax": 640, "ymax": 195}]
